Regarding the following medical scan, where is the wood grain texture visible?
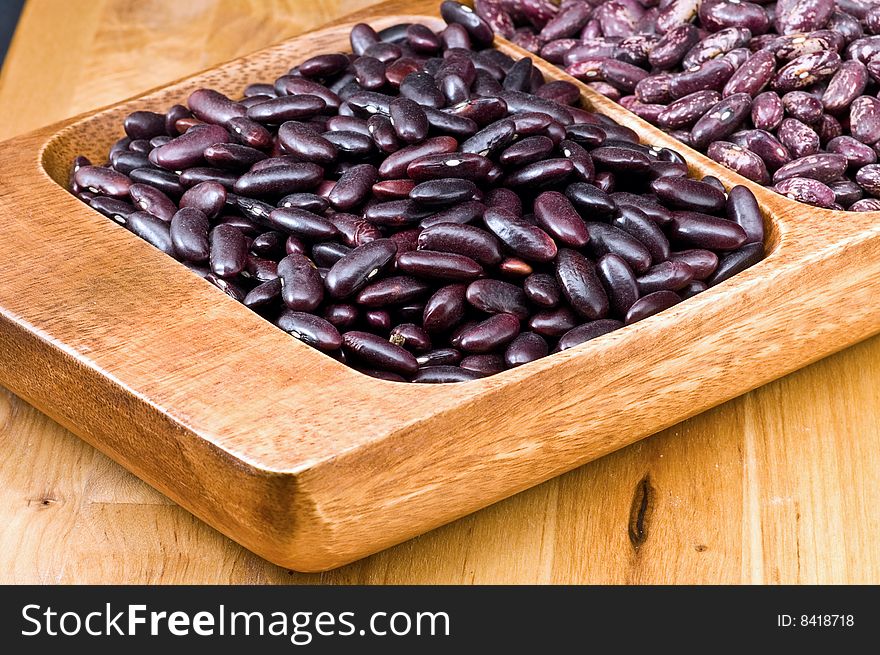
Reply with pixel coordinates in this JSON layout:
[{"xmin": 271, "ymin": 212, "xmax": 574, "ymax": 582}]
[{"xmin": 0, "ymin": 0, "xmax": 878, "ymax": 581}]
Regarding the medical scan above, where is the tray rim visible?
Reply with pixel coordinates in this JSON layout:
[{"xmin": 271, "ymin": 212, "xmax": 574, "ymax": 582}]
[{"xmin": 0, "ymin": 0, "xmax": 879, "ymax": 570}]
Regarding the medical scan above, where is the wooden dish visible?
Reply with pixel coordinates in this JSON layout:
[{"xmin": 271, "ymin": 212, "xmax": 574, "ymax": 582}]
[{"xmin": 0, "ymin": 0, "xmax": 878, "ymax": 572}]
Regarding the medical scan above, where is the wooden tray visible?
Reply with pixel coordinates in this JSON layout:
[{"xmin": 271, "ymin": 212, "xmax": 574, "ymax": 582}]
[{"xmin": 0, "ymin": 0, "xmax": 878, "ymax": 572}]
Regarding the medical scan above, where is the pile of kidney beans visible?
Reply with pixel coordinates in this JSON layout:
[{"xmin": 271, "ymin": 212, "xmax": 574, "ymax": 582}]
[
  {"xmin": 68, "ymin": 2, "xmax": 765, "ymax": 383},
  {"xmin": 475, "ymin": 0, "xmax": 880, "ymax": 210}
]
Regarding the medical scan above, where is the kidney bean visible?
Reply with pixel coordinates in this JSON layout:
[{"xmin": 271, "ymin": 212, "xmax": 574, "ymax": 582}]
[
  {"xmin": 209, "ymin": 224, "xmax": 248, "ymax": 278},
  {"xmin": 775, "ymin": 0, "xmax": 834, "ymax": 35},
  {"xmin": 724, "ymin": 185, "xmax": 764, "ymax": 245},
  {"xmin": 636, "ymin": 260, "xmax": 695, "ymax": 295},
  {"xmin": 730, "ymin": 129, "xmax": 792, "ymax": 172},
  {"xmin": 553, "ymin": 248, "xmax": 608, "ymax": 320},
  {"xmin": 408, "ymin": 178, "xmax": 477, "ymax": 207},
  {"xmin": 325, "ymin": 164, "xmax": 376, "ymax": 212},
  {"xmin": 274, "ymin": 254, "xmax": 323, "ymax": 311},
  {"xmin": 464, "ymin": 279, "xmax": 529, "ymax": 319},
  {"xmin": 397, "ymin": 250, "xmax": 483, "ymax": 281},
  {"xmin": 168, "ymin": 208, "xmax": 209, "ymax": 261},
  {"xmin": 246, "ymin": 95, "xmax": 327, "ymax": 124},
  {"xmin": 592, "ymin": 253, "xmax": 637, "ymax": 317},
  {"xmin": 611, "ymin": 206, "xmax": 671, "ymax": 264},
  {"xmin": 849, "ymin": 197, "xmax": 880, "ymax": 210},
  {"xmin": 389, "ymin": 323, "xmax": 433, "ymax": 355},
  {"xmin": 340, "ymin": 331, "xmax": 417, "ymax": 374},
  {"xmin": 225, "ymin": 116, "xmax": 273, "ymax": 149},
  {"xmin": 651, "ymin": 176, "xmax": 727, "ymax": 213},
  {"xmin": 668, "ymin": 211, "xmax": 748, "ymax": 250},
  {"xmin": 828, "ymin": 179, "xmax": 864, "ymax": 207},
  {"xmin": 827, "ymin": 136, "xmax": 877, "ymax": 167},
  {"xmin": 772, "ymin": 153, "xmax": 848, "ymax": 184},
  {"xmin": 585, "ymin": 222, "xmax": 652, "ymax": 273},
  {"xmin": 354, "ymin": 276, "xmax": 430, "ymax": 308},
  {"xmin": 777, "ymin": 118, "xmax": 821, "ymax": 158},
  {"xmin": 325, "ymin": 239, "xmax": 397, "ymax": 298},
  {"xmin": 276, "ymin": 311, "xmax": 342, "ymax": 350},
  {"xmin": 233, "ymin": 163, "xmax": 323, "ymax": 197},
  {"xmin": 420, "ymin": 283, "xmax": 467, "ymax": 333},
  {"xmin": 771, "ymin": 51, "xmax": 841, "ymax": 93},
  {"xmin": 74, "ymin": 166, "xmax": 132, "ymax": 198},
  {"xmin": 417, "ymin": 223, "xmax": 501, "ymax": 266},
  {"xmin": 145, "ymin": 124, "xmax": 223, "ymax": 170},
  {"xmin": 774, "ymin": 176, "xmax": 836, "ymax": 206},
  {"xmin": 243, "ymin": 277, "xmax": 282, "ymax": 309},
  {"xmin": 563, "ymin": 182, "xmax": 616, "ymax": 219},
  {"xmin": 124, "ymin": 183, "xmax": 175, "ymax": 223},
  {"xmin": 399, "ymin": 72, "xmax": 445, "ymax": 109},
  {"xmin": 529, "ymin": 190, "xmax": 588, "ymax": 248},
  {"xmin": 457, "ymin": 313, "xmax": 520, "ymax": 353},
  {"xmin": 372, "ymin": 179, "xmax": 416, "ymax": 201},
  {"xmin": 503, "ymin": 158, "xmax": 575, "ymax": 188},
  {"xmin": 419, "ymin": 199, "xmax": 486, "ymax": 228},
  {"xmin": 484, "ymin": 207, "xmax": 558, "ymax": 262},
  {"xmin": 623, "ymin": 290, "xmax": 679, "ymax": 325},
  {"xmin": 411, "ymin": 365, "xmax": 480, "ymax": 382},
  {"xmin": 363, "ymin": 199, "xmax": 431, "ymax": 227},
  {"xmin": 667, "ymin": 249, "xmax": 719, "ymax": 281},
  {"xmin": 690, "ymin": 93, "xmax": 752, "ymax": 149},
  {"xmin": 188, "ymin": 88, "xmax": 246, "ymax": 126},
  {"xmin": 781, "ymin": 91, "xmax": 823, "ymax": 125},
  {"xmin": 850, "ymin": 96, "xmax": 880, "ymax": 145},
  {"xmin": 522, "ymin": 273, "xmax": 560, "ymax": 308},
  {"xmin": 415, "ymin": 347, "xmax": 461, "ymax": 368},
  {"xmin": 706, "ymin": 242, "xmax": 764, "ymax": 286},
  {"xmin": 552, "ymin": 319, "xmax": 621, "ymax": 352},
  {"xmin": 176, "ymin": 181, "xmax": 224, "ymax": 219},
  {"xmin": 500, "ymin": 332, "xmax": 547, "ymax": 367},
  {"xmin": 376, "ymin": 137, "xmax": 458, "ymax": 178},
  {"xmin": 441, "ymin": 1, "xmax": 494, "ymax": 47}
]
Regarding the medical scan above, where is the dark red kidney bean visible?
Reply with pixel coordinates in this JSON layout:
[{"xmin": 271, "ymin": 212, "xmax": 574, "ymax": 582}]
[
  {"xmin": 772, "ymin": 153, "xmax": 847, "ymax": 185},
  {"xmin": 209, "ymin": 224, "xmax": 248, "ymax": 278},
  {"xmin": 367, "ymin": 115, "xmax": 401, "ymax": 154},
  {"xmin": 129, "ymin": 167, "xmax": 184, "ymax": 199},
  {"xmin": 164, "ymin": 104, "xmax": 191, "ymax": 136},
  {"xmin": 822, "ymin": 61, "xmax": 868, "ymax": 115},
  {"xmin": 388, "ymin": 97, "xmax": 429, "ymax": 144},
  {"xmin": 502, "ymin": 57, "xmax": 533, "ymax": 93},
  {"xmin": 503, "ymin": 158, "xmax": 574, "ymax": 188},
  {"xmin": 707, "ymin": 141, "xmax": 771, "ymax": 185},
  {"xmin": 350, "ymin": 23, "xmax": 379, "ymax": 56},
  {"xmin": 124, "ymin": 210, "xmax": 174, "ymax": 255},
  {"xmin": 650, "ymin": 177, "xmax": 726, "ymax": 213},
  {"xmin": 636, "ymin": 261, "xmax": 695, "ymax": 294},
  {"xmin": 669, "ymin": 211, "xmax": 748, "ymax": 250},
  {"xmin": 400, "ymin": 72, "xmax": 445, "ymax": 108},
  {"xmin": 277, "ymin": 121, "xmax": 338, "ymax": 164},
  {"xmin": 327, "ymin": 115, "xmax": 371, "ymax": 135},
  {"xmin": 326, "ymin": 213, "xmax": 381, "ymax": 248},
  {"xmin": 233, "ymin": 195, "xmax": 272, "ymax": 223},
  {"xmin": 150, "ymin": 124, "xmax": 228, "ymax": 170},
  {"xmin": 342, "ymin": 330, "xmax": 419, "ymax": 375},
  {"xmin": 110, "ymin": 150, "xmax": 150, "ymax": 175},
  {"xmin": 417, "ymin": 348, "xmax": 462, "ymax": 367},
  {"xmin": 179, "ymin": 166, "xmax": 238, "ymax": 189},
  {"xmin": 439, "ymin": 73, "xmax": 470, "ymax": 106},
  {"xmin": 423, "ymin": 283, "xmax": 468, "ymax": 333},
  {"xmin": 417, "ymin": 223, "xmax": 502, "ymax": 265},
  {"xmin": 323, "ymin": 303, "xmax": 359, "ymax": 329},
  {"xmin": 657, "ymin": 91, "xmax": 721, "ymax": 130},
  {"xmin": 690, "ymin": 93, "xmax": 752, "ymax": 150},
  {"xmin": 679, "ymin": 279, "xmax": 706, "ymax": 299},
  {"xmin": 707, "ymin": 242, "xmax": 764, "ymax": 286},
  {"xmin": 246, "ymin": 255, "xmax": 279, "ymax": 282},
  {"xmin": 226, "ymin": 116, "xmax": 273, "ymax": 149},
  {"xmin": 267, "ymin": 207, "xmax": 338, "ymax": 240},
  {"xmin": 441, "ymin": 1, "xmax": 494, "ymax": 47},
  {"xmin": 613, "ymin": 193, "xmax": 673, "ymax": 225},
  {"xmin": 124, "ymin": 111, "xmax": 166, "ymax": 140},
  {"xmin": 533, "ymin": 190, "xmax": 589, "ymax": 248},
  {"xmin": 188, "ymin": 89, "xmax": 246, "ymax": 125},
  {"xmin": 528, "ymin": 306, "xmax": 578, "ymax": 337},
  {"xmin": 286, "ymin": 235, "xmax": 307, "ymax": 257},
  {"xmin": 169, "ymin": 207, "xmax": 210, "ymax": 262},
  {"xmin": 373, "ymin": 180, "xmax": 416, "ymax": 202},
  {"xmin": 557, "ymin": 139, "xmax": 594, "ymax": 183},
  {"xmin": 390, "ymin": 323, "xmax": 433, "ymax": 354},
  {"xmin": 422, "ymin": 106, "xmax": 478, "ymax": 137},
  {"xmin": 299, "ymin": 53, "xmax": 350, "ymax": 79},
  {"xmin": 850, "ymin": 96, "xmax": 880, "ymax": 145},
  {"xmin": 179, "ymin": 180, "xmax": 226, "ymax": 218},
  {"xmin": 624, "ymin": 290, "xmax": 680, "ymax": 325},
  {"xmin": 74, "ymin": 166, "xmax": 132, "ymax": 197},
  {"xmin": 536, "ymin": 80, "xmax": 581, "ymax": 106},
  {"xmin": 89, "ymin": 196, "xmax": 136, "ymax": 223},
  {"xmin": 243, "ymin": 83, "xmax": 277, "ymax": 98},
  {"xmin": 328, "ymin": 163, "xmax": 378, "ymax": 211},
  {"xmin": 277, "ymin": 310, "xmax": 342, "ymax": 351},
  {"xmin": 276, "ymin": 77, "xmax": 341, "ymax": 112},
  {"xmin": 484, "ymin": 187, "xmax": 522, "ymax": 215},
  {"xmin": 771, "ymin": 51, "xmax": 841, "ymax": 92},
  {"xmin": 244, "ymin": 277, "xmax": 282, "ymax": 309},
  {"xmin": 279, "ymin": 192, "xmax": 329, "ymax": 213},
  {"xmin": 378, "ymin": 136, "xmax": 459, "ymax": 178},
  {"xmin": 276, "ymin": 254, "xmax": 324, "ymax": 311},
  {"xmin": 356, "ymin": 276, "xmax": 430, "ymax": 307},
  {"xmin": 460, "ymin": 118, "xmax": 516, "ymax": 157},
  {"xmin": 723, "ymin": 50, "xmax": 776, "ymax": 98},
  {"xmin": 363, "ymin": 41, "xmax": 403, "ymax": 63},
  {"xmin": 325, "ymin": 238, "xmax": 397, "ymax": 298},
  {"xmin": 555, "ymin": 248, "xmax": 609, "ymax": 320},
  {"xmin": 612, "ymin": 206, "xmax": 671, "ymax": 264},
  {"xmin": 484, "ymin": 207, "xmax": 558, "ymax": 263},
  {"xmin": 204, "ymin": 273, "xmax": 246, "ymax": 302},
  {"xmin": 523, "ymin": 273, "xmax": 561, "ymax": 308},
  {"xmin": 404, "ymin": 23, "xmax": 440, "ymax": 54},
  {"xmin": 215, "ymin": 214, "xmax": 262, "ymax": 236},
  {"xmin": 312, "ymin": 242, "xmax": 351, "ymax": 267},
  {"xmin": 412, "ymin": 365, "xmax": 481, "ymax": 383},
  {"xmin": 827, "ymin": 136, "xmax": 877, "ymax": 167},
  {"xmin": 668, "ymin": 249, "xmax": 720, "ymax": 281},
  {"xmin": 564, "ymin": 124, "xmax": 609, "ymax": 148},
  {"xmin": 234, "ymin": 163, "xmax": 323, "ymax": 196},
  {"xmin": 246, "ymin": 95, "xmax": 326, "ymax": 123},
  {"xmin": 420, "ymin": 199, "xmax": 486, "ymax": 228},
  {"xmin": 596, "ymin": 253, "xmax": 638, "ymax": 317},
  {"xmin": 773, "ymin": 176, "xmax": 836, "ymax": 208},
  {"xmin": 250, "ymin": 230, "xmax": 285, "ymax": 258},
  {"xmin": 458, "ymin": 313, "xmax": 520, "ymax": 354},
  {"xmin": 407, "ymin": 152, "xmax": 492, "ymax": 182},
  {"xmin": 351, "ymin": 56, "xmax": 386, "ymax": 91},
  {"xmin": 555, "ymin": 319, "xmax": 624, "ymax": 353},
  {"xmin": 585, "ymin": 222, "xmax": 652, "ymax": 274},
  {"xmin": 498, "ymin": 90, "xmax": 572, "ymax": 126},
  {"xmin": 496, "ymin": 135, "xmax": 552, "ymax": 168},
  {"xmin": 504, "ymin": 332, "xmax": 549, "ymax": 367},
  {"xmin": 397, "ymin": 250, "xmax": 483, "ymax": 281},
  {"xmin": 590, "ymin": 147, "xmax": 651, "ymax": 175},
  {"xmin": 725, "ymin": 185, "xmax": 764, "ymax": 245},
  {"xmin": 409, "ymin": 178, "xmax": 477, "ymax": 207},
  {"xmin": 565, "ymin": 182, "xmax": 617, "ymax": 218},
  {"xmin": 465, "ymin": 279, "xmax": 530, "ymax": 320},
  {"xmin": 128, "ymin": 183, "xmax": 176, "ymax": 221}
]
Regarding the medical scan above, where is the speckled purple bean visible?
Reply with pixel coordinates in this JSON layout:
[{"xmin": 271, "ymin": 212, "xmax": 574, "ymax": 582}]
[
  {"xmin": 657, "ymin": 90, "xmax": 721, "ymax": 129},
  {"xmin": 772, "ymin": 153, "xmax": 847, "ymax": 184},
  {"xmin": 690, "ymin": 93, "xmax": 752, "ymax": 149},
  {"xmin": 751, "ymin": 91, "xmax": 785, "ymax": 132},
  {"xmin": 774, "ymin": 177, "xmax": 836, "ymax": 207},
  {"xmin": 777, "ymin": 118, "xmax": 821, "ymax": 158},
  {"xmin": 851, "ymin": 96, "xmax": 880, "ymax": 145}
]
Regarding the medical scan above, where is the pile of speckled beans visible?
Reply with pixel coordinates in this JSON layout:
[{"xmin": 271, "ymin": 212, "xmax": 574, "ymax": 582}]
[{"xmin": 477, "ymin": 0, "xmax": 880, "ymax": 210}]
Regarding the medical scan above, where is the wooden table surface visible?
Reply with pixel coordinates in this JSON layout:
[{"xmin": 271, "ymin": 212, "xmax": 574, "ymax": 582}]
[{"xmin": 0, "ymin": 0, "xmax": 878, "ymax": 584}]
